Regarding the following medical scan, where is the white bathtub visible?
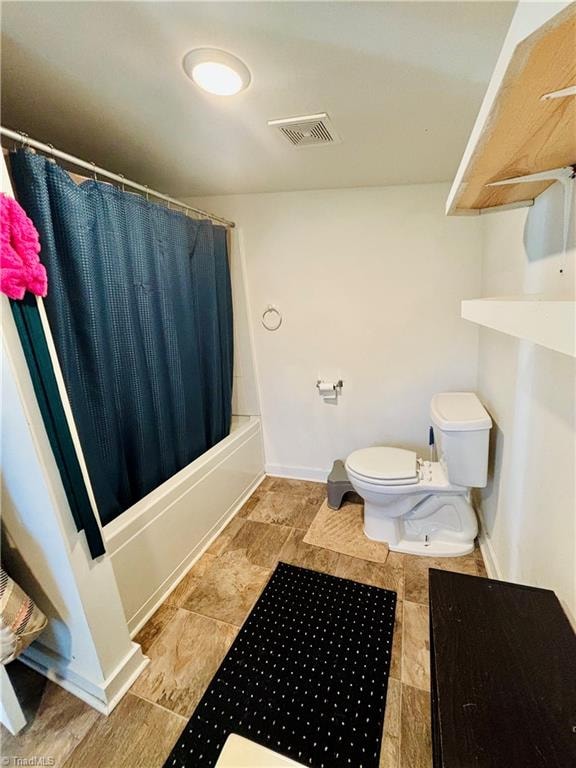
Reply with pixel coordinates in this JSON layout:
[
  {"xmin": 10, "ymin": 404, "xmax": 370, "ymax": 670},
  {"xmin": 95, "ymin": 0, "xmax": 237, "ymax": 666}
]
[{"xmin": 104, "ymin": 415, "xmax": 264, "ymax": 635}]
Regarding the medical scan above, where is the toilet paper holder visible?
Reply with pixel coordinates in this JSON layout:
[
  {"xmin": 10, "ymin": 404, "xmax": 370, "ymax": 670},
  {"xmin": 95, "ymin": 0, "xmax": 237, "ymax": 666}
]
[{"xmin": 316, "ymin": 379, "xmax": 343, "ymax": 391}]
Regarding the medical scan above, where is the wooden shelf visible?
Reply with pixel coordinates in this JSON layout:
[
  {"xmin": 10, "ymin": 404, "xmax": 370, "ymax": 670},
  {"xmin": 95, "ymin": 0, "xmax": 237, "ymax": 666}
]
[
  {"xmin": 447, "ymin": 3, "xmax": 576, "ymax": 216},
  {"xmin": 462, "ymin": 297, "xmax": 576, "ymax": 357}
]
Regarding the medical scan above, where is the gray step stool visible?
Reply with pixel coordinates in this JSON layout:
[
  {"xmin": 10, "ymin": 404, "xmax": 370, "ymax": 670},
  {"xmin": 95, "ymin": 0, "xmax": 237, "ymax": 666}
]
[{"xmin": 327, "ymin": 460, "xmax": 355, "ymax": 509}]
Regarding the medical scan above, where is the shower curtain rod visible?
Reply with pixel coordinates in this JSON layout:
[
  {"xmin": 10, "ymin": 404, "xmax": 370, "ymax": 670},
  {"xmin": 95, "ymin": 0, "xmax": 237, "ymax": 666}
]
[{"xmin": 0, "ymin": 126, "xmax": 235, "ymax": 228}]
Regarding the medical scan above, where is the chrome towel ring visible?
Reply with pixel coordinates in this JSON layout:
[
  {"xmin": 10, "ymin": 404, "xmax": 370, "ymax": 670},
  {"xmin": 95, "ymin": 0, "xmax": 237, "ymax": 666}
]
[{"xmin": 262, "ymin": 304, "xmax": 282, "ymax": 331}]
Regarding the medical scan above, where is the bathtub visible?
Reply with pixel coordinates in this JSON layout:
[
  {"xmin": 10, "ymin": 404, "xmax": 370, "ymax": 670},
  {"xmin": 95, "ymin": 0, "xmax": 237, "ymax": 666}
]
[{"xmin": 104, "ymin": 415, "xmax": 265, "ymax": 635}]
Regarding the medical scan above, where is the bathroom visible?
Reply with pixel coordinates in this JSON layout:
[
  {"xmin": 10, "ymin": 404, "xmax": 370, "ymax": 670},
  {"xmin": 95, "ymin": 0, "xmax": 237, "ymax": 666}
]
[{"xmin": 1, "ymin": 1, "xmax": 574, "ymax": 766}]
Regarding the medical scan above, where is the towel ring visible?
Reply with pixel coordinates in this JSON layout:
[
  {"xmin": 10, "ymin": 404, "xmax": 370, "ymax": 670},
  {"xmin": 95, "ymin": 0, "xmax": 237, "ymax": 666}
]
[{"xmin": 262, "ymin": 305, "xmax": 282, "ymax": 331}]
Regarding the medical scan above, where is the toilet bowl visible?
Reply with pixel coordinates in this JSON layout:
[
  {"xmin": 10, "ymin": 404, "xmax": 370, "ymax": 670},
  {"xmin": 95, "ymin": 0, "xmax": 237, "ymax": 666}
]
[{"xmin": 345, "ymin": 393, "xmax": 492, "ymax": 557}]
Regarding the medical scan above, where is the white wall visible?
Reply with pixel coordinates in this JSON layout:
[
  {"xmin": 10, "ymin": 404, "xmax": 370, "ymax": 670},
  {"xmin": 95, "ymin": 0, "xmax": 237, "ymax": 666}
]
[
  {"xmin": 476, "ymin": 181, "xmax": 576, "ymax": 619},
  {"xmin": 190, "ymin": 183, "xmax": 482, "ymax": 480}
]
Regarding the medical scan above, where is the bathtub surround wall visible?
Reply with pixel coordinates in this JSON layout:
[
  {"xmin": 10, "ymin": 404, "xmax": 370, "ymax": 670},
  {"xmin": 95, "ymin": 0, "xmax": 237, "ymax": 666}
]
[
  {"xmin": 228, "ymin": 227, "xmax": 261, "ymax": 417},
  {"xmin": 476, "ymin": 181, "xmax": 576, "ymax": 619},
  {"xmin": 188, "ymin": 183, "xmax": 483, "ymax": 480}
]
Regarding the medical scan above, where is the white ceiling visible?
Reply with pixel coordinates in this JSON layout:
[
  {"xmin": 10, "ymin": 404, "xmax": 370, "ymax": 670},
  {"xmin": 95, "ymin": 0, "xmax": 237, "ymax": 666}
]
[{"xmin": 1, "ymin": 1, "xmax": 516, "ymax": 197}]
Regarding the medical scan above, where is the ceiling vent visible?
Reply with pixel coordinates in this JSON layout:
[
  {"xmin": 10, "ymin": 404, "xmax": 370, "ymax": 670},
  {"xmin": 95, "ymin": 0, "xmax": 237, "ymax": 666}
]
[{"xmin": 268, "ymin": 113, "xmax": 341, "ymax": 147}]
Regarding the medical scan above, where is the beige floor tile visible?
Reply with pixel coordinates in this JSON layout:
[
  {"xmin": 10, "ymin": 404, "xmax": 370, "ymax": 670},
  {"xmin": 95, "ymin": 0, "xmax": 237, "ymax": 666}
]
[
  {"xmin": 380, "ymin": 677, "xmax": 401, "ymax": 768},
  {"xmin": 278, "ymin": 528, "xmax": 340, "ymax": 575},
  {"xmin": 1, "ymin": 663, "xmax": 99, "ymax": 768},
  {"xmin": 380, "ymin": 552, "xmax": 405, "ymax": 598},
  {"xmin": 224, "ymin": 519, "xmax": 292, "ymax": 568},
  {"xmin": 400, "ymin": 684, "xmax": 432, "ymax": 768},
  {"xmin": 248, "ymin": 490, "xmax": 314, "ymax": 529},
  {"xmin": 390, "ymin": 600, "xmax": 403, "ymax": 681},
  {"xmin": 258, "ymin": 476, "xmax": 276, "ymax": 491},
  {"xmin": 183, "ymin": 549, "xmax": 271, "ymax": 626},
  {"xmin": 131, "ymin": 609, "xmax": 237, "ymax": 718},
  {"xmin": 235, "ymin": 494, "xmax": 261, "ymax": 518},
  {"xmin": 296, "ymin": 497, "xmax": 326, "ymax": 530},
  {"xmin": 402, "ymin": 602, "xmax": 430, "ymax": 692},
  {"xmin": 206, "ymin": 516, "xmax": 245, "ymax": 556},
  {"xmin": 164, "ymin": 552, "xmax": 217, "ymax": 608},
  {"xmin": 334, "ymin": 552, "xmax": 403, "ymax": 596},
  {"xmin": 62, "ymin": 693, "xmax": 184, "ymax": 768},
  {"xmin": 404, "ymin": 552, "xmax": 477, "ymax": 605},
  {"xmin": 268, "ymin": 477, "xmax": 326, "ymax": 500},
  {"xmin": 134, "ymin": 603, "xmax": 178, "ymax": 654},
  {"xmin": 335, "ymin": 553, "xmax": 389, "ymax": 586},
  {"xmin": 306, "ymin": 486, "xmax": 328, "ymax": 505}
]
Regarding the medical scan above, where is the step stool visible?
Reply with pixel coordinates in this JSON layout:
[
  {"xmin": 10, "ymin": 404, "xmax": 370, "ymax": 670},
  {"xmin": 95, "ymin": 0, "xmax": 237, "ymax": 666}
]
[{"xmin": 327, "ymin": 460, "xmax": 355, "ymax": 510}]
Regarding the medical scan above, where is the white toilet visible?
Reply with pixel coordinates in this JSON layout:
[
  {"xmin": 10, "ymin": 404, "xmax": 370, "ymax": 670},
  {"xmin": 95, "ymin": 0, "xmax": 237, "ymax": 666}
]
[{"xmin": 345, "ymin": 392, "xmax": 492, "ymax": 557}]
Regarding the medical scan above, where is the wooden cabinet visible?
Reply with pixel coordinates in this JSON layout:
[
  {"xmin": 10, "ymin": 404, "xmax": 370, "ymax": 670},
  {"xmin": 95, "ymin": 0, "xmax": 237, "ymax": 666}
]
[{"xmin": 429, "ymin": 569, "xmax": 576, "ymax": 767}]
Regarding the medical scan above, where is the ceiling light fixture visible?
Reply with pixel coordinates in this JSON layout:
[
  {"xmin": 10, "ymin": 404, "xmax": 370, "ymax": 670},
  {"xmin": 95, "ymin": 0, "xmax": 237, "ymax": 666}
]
[{"xmin": 183, "ymin": 48, "xmax": 251, "ymax": 96}]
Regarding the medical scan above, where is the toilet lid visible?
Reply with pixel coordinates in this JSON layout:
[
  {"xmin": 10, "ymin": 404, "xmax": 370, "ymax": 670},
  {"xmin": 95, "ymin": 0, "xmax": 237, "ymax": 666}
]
[{"xmin": 346, "ymin": 447, "xmax": 418, "ymax": 482}]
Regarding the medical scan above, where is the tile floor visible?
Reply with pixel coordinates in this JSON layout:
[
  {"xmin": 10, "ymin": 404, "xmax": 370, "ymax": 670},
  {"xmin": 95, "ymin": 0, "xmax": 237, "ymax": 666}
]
[{"xmin": 2, "ymin": 477, "xmax": 487, "ymax": 768}]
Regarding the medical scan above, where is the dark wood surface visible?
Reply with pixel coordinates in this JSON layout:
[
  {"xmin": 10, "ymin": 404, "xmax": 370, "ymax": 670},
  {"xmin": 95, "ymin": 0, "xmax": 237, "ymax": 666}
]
[{"xmin": 429, "ymin": 569, "xmax": 576, "ymax": 767}]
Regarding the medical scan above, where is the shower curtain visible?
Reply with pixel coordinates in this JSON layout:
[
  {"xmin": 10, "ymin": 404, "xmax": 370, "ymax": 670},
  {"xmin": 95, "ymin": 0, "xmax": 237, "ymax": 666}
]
[{"xmin": 10, "ymin": 150, "xmax": 233, "ymax": 528}]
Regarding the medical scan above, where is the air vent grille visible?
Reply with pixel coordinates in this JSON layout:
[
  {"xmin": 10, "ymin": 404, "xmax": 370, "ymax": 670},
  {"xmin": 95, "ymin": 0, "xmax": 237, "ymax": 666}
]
[{"xmin": 268, "ymin": 113, "xmax": 341, "ymax": 147}]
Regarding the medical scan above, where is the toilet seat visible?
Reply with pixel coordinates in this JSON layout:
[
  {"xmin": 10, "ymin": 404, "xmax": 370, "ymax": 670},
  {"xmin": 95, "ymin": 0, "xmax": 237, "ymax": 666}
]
[{"xmin": 346, "ymin": 447, "xmax": 419, "ymax": 486}]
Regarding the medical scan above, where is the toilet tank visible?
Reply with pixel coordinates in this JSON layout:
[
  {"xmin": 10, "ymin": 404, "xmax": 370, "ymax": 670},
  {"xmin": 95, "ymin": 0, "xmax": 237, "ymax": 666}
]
[{"xmin": 430, "ymin": 393, "xmax": 492, "ymax": 488}]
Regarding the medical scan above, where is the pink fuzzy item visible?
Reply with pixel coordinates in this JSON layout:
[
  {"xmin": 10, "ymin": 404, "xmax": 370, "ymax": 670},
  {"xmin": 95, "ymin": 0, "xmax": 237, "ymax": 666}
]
[{"xmin": 0, "ymin": 192, "xmax": 47, "ymax": 300}]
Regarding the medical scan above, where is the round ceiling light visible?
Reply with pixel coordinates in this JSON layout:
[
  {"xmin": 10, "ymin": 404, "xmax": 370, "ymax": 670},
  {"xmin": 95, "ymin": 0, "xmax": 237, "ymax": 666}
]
[{"xmin": 183, "ymin": 48, "xmax": 251, "ymax": 96}]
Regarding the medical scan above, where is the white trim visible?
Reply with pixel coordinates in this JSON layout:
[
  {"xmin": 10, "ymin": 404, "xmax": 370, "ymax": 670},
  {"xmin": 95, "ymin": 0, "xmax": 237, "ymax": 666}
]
[
  {"xmin": 264, "ymin": 464, "xmax": 329, "ymax": 483},
  {"xmin": 127, "ymin": 472, "xmax": 266, "ymax": 637},
  {"xmin": 21, "ymin": 641, "xmax": 148, "ymax": 715},
  {"xmin": 35, "ymin": 297, "xmax": 104, "ymax": 534},
  {"xmin": 476, "ymin": 527, "xmax": 502, "ymax": 581},
  {"xmin": 473, "ymin": 502, "xmax": 502, "ymax": 580}
]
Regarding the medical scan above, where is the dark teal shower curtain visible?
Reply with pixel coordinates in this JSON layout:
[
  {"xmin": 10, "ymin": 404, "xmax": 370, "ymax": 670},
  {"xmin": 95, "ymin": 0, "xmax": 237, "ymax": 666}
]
[{"xmin": 10, "ymin": 150, "xmax": 233, "ymax": 528}]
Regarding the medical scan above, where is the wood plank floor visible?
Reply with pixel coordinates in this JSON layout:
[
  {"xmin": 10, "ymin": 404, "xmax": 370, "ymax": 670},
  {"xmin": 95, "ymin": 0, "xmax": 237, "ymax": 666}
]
[{"xmin": 2, "ymin": 477, "xmax": 487, "ymax": 767}]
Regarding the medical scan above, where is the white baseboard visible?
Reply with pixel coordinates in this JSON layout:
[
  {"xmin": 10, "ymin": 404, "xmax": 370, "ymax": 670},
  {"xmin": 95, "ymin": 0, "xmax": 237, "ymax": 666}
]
[
  {"xmin": 477, "ymin": 531, "xmax": 502, "ymax": 580},
  {"xmin": 127, "ymin": 472, "xmax": 266, "ymax": 637},
  {"xmin": 475, "ymin": 506, "xmax": 502, "ymax": 581},
  {"xmin": 21, "ymin": 640, "xmax": 148, "ymax": 715},
  {"xmin": 265, "ymin": 464, "xmax": 329, "ymax": 483}
]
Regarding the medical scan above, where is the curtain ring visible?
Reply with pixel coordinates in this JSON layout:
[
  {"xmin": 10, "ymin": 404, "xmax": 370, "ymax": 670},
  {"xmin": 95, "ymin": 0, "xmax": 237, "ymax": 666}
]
[
  {"xmin": 145, "ymin": 185, "xmax": 150, "ymax": 201},
  {"xmin": 118, "ymin": 173, "xmax": 125, "ymax": 192},
  {"xmin": 90, "ymin": 161, "xmax": 97, "ymax": 181},
  {"xmin": 46, "ymin": 143, "xmax": 56, "ymax": 163},
  {"xmin": 19, "ymin": 132, "xmax": 29, "ymax": 149}
]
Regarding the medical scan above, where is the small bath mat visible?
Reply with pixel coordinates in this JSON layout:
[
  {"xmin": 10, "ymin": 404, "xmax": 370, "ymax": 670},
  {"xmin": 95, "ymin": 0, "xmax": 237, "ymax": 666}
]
[
  {"xmin": 303, "ymin": 501, "xmax": 389, "ymax": 564},
  {"xmin": 164, "ymin": 561, "xmax": 397, "ymax": 768}
]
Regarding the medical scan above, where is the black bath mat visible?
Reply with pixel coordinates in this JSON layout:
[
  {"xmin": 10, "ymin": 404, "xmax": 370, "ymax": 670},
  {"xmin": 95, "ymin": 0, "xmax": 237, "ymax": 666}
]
[{"xmin": 164, "ymin": 561, "xmax": 397, "ymax": 768}]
